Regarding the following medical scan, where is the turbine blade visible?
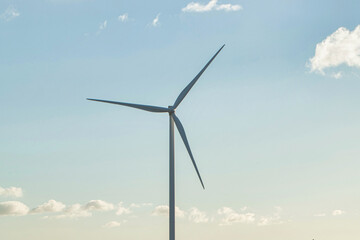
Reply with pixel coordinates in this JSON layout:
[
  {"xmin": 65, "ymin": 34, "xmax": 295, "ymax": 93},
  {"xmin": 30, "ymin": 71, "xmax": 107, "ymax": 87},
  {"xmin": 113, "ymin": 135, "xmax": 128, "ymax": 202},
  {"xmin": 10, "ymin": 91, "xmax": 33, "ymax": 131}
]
[
  {"xmin": 172, "ymin": 113, "xmax": 205, "ymax": 189},
  {"xmin": 173, "ymin": 44, "xmax": 225, "ymax": 109},
  {"xmin": 87, "ymin": 98, "xmax": 170, "ymax": 113}
]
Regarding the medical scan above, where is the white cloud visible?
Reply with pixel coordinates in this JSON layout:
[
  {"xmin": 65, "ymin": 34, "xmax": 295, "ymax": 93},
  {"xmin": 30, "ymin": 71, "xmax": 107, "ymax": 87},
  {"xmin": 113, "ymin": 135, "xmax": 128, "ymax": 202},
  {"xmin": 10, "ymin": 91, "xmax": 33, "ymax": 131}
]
[
  {"xmin": 129, "ymin": 202, "xmax": 152, "ymax": 208},
  {"xmin": 151, "ymin": 14, "xmax": 160, "ymax": 27},
  {"xmin": 257, "ymin": 215, "xmax": 282, "ymax": 226},
  {"xmin": 116, "ymin": 202, "xmax": 131, "ymax": 215},
  {"xmin": 0, "ymin": 6, "xmax": 20, "ymax": 22},
  {"xmin": 99, "ymin": 20, "xmax": 107, "ymax": 30},
  {"xmin": 0, "ymin": 186, "xmax": 23, "ymax": 198},
  {"xmin": 309, "ymin": 25, "xmax": 360, "ymax": 74},
  {"xmin": 96, "ymin": 20, "xmax": 107, "ymax": 35},
  {"xmin": 258, "ymin": 206, "xmax": 283, "ymax": 226},
  {"xmin": 56, "ymin": 200, "xmax": 114, "ymax": 218},
  {"xmin": 332, "ymin": 209, "xmax": 345, "ymax": 216},
  {"xmin": 57, "ymin": 203, "xmax": 91, "ymax": 218},
  {"xmin": 118, "ymin": 13, "xmax": 128, "ymax": 22},
  {"xmin": 31, "ymin": 200, "xmax": 65, "ymax": 214},
  {"xmin": 84, "ymin": 200, "xmax": 114, "ymax": 211},
  {"xmin": 217, "ymin": 207, "xmax": 255, "ymax": 225},
  {"xmin": 240, "ymin": 206, "xmax": 248, "ymax": 211},
  {"xmin": 258, "ymin": 217, "xmax": 271, "ymax": 226},
  {"xmin": 0, "ymin": 201, "xmax": 29, "ymax": 216},
  {"xmin": 188, "ymin": 207, "xmax": 209, "ymax": 223},
  {"xmin": 103, "ymin": 221, "xmax": 121, "ymax": 228},
  {"xmin": 332, "ymin": 71, "xmax": 342, "ymax": 79},
  {"xmin": 182, "ymin": 0, "xmax": 242, "ymax": 13},
  {"xmin": 152, "ymin": 205, "xmax": 185, "ymax": 218}
]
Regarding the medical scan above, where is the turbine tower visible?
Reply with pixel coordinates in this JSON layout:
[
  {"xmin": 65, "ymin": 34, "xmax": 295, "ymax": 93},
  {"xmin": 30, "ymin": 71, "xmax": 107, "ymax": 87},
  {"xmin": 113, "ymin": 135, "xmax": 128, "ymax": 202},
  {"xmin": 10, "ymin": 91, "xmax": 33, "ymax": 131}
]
[{"xmin": 87, "ymin": 45, "xmax": 225, "ymax": 240}]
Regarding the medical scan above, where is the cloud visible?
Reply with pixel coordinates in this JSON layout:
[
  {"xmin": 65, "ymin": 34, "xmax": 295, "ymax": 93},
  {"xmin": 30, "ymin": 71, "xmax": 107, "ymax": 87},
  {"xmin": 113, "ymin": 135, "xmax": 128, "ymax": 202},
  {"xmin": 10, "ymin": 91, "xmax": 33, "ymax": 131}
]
[
  {"xmin": 0, "ymin": 6, "xmax": 20, "ymax": 22},
  {"xmin": 103, "ymin": 221, "xmax": 121, "ymax": 228},
  {"xmin": 116, "ymin": 202, "xmax": 131, "ymax": 215},
  {"xmin": 0, "ymin": 186, "xmax": 23, "ymax": 198},
  {"xmin": 332, "ymin": 209, "xmax": 345, "ymax": 216},
  {"xmin": 257, "ymin": 215, "xmax": 282, "ymax": 226},
  {"xmin": 56, "ymin": 200, "xmax": 114, "ymax": 218},
  {"xmin": 188, "ymin": 207, "xmax": 209, "ymax": 223},
  {"xmin": 258, "ymin": 217, "xmax": 271, "ymax": 226},
  {"xmin": 332, "ymin": 72, "xmax": 342, "ymax": 79},
  {"xmin": 96, "ymin": 20, "xmax": 107, "ymax": 35},
  {"xmin": 118, "ymin": 13, "xmax": 128, "ymax": 22},
  {"xmin": 258, "ymin": 206, "xmax": 283, "ymax": 226},
  {"xmin": 240, "ymin": 206, "xmax": 248, "ymax": 211},
  {"xmin": 84, "ymin": 200, "xmax": 114, "ymax": 211},
  {"xmin": 129, "ymin": 202, "xmax": 152, "ymax": 208},
  {"xmin": 309, "ymin": 25, "xmax": 360, "ymax": 74},
  {"xmin": 217, "ymin": 207, "xmax": 255, "ymax": 225},
  {"xmin": 182, "ymin": 0, "xmax": 242, "ymax": 13},
  {"xmin": 0, "ymin": 201, "xmax": 29, "ymax": 216},
  {"xmin": 30, "ymin": 200, "xmax": 65, "ymax": 214},
  {"xmin": 152, "ymin": 205, "xmax": 185, "ymax": 218},
  {"xmin": 99, "ymin": 20, "xmax": 107, "ymax": 30},
  {"xmin": 57, "ymin": 203, "xmax": 91, "ymax": 218},
  {"xmin": 151, "ymin": 14, "xmax": 160, "ymax": 27}
]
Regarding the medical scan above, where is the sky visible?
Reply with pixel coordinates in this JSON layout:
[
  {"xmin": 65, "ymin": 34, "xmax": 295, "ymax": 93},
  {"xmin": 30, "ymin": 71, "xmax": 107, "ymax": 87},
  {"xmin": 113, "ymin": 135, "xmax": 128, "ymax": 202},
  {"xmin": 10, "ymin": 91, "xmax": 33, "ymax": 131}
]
[{"xmin": 1, "ymin": 0, "xmax": 360, "ymax": 239}]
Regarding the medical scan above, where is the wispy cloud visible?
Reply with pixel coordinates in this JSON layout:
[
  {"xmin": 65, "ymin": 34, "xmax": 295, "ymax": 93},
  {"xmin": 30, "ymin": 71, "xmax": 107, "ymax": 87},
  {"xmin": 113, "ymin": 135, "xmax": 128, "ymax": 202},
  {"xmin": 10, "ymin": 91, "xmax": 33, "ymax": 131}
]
[
  {"xmin": 0, "ymin": 6, "xmax": 20, "ymax": 22},
  {"xmin": 257, "ymin": 206, "xmax": 284, "ymax": 226},
  {"xmin": 217, "ymin": 207, "xmax": 255, "ymax": 225},
  {"xmin": 102, "ymin": 221, "xmax": 122, "ymax": 228},
  {"xmin": 96, "ymin": 20, "xmax": 107, "ymax": 35},
  {"xmin": 308, "ymin": 25, "xmax": 360, "ymax": 74},
  {"xmin": 188, "ymin": 207, "xmax": 209, "ymax": 223},
  {"xmin": 116, "ymin": 202, "xmax": 131, "ymax": 215},
  {"xmin": 0, "ymin": 186, "xmax": 23, "ymax": 198},
  {"xmin": 129, "ymin": 202, "xmax": 152, "ymax": 208},
  {"xmin": 182, "ymin": 0, "xmax": 242, "ymax": 13},
  {"xmin": 332, "ymin": 209, "xmax": 345, "ymax": 216},
  {"xmin": 151, "ymin": 14, "xmax": 160, "ymax": 27},
  {"xmin": 152, "ymin": 205, "xmax": 185, "ymax": 217},
  {"xmin": 57, "ymin": 203, "xmax": 92, "ymax": 218},
  {"xmin": 0, "ymin": 201, "xmax": 29, "ymax": 216},
  {"xmin": 0, "ymin": 192, "xmax": 293, "ymax": 227},
  {"xmin": 0, "ymin": 195, "xmax": 154, "ymax": 220},
  {"xmin": 99, "ymin": 20, "xmax": 107, "ymax": 30},
  {"xmin": 56, "ymin": 200, "xmax": 114, "ymax": 219},
  {"xmin": 118, "ymin": 13, "xmax": 128, "ymax": 22},
  {"xmin": 332, "ymin": 71, "xmax": 342, "ymax": 79}
]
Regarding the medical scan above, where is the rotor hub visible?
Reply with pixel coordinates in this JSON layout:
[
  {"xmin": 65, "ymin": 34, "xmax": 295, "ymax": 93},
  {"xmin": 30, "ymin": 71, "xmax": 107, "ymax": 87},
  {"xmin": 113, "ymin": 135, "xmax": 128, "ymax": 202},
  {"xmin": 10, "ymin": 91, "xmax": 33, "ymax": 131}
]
[{"xmin": 168, "ymin": 106, "xmax": 175, "ymax": 113}]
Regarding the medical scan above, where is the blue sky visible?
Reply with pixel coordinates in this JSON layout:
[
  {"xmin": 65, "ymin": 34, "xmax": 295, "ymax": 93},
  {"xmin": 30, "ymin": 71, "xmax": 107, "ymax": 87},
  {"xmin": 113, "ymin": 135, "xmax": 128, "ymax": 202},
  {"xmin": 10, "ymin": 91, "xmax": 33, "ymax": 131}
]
[{"xmin": 1, "ymin": 0, "xmax": 360, "ymax": 239}]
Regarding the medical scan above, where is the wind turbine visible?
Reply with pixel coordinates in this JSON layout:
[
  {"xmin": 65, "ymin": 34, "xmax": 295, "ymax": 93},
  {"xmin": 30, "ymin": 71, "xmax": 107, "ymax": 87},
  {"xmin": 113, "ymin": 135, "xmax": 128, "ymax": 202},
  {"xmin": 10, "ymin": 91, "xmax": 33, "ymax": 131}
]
[{"xmin": 87, "ymin": 44, "xmax": 225, "ymax": 240}]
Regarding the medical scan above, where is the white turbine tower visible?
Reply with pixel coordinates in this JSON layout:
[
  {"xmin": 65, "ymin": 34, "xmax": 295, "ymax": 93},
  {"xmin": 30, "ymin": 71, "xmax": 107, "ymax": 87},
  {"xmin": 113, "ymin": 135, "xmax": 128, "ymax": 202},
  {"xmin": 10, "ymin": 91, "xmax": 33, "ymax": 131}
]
[{"xmin": 87, "ymin": 45, "xmax": 225, "ymax": 240}]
